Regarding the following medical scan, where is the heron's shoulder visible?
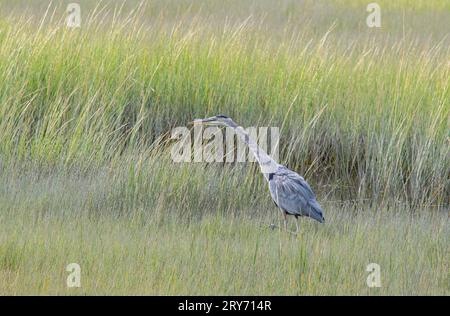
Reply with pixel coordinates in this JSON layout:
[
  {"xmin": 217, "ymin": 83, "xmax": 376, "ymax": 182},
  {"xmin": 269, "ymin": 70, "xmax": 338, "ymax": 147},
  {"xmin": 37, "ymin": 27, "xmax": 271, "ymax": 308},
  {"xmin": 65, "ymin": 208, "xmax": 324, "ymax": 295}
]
[
  {"xmin": 271, "ymin": 166, "xmax": 315, "ymax": 198},
  {"xmin": 274, "ymin": 166, "xmax": 304, "ymax": 180}
]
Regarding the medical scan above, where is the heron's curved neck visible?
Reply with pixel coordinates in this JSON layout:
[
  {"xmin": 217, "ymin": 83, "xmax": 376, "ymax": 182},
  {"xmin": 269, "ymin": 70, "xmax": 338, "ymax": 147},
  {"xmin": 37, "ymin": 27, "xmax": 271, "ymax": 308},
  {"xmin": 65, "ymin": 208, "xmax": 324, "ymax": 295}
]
[{"xmin": 232, "ymin": 124, "xmax": 279, "ymax": 176}]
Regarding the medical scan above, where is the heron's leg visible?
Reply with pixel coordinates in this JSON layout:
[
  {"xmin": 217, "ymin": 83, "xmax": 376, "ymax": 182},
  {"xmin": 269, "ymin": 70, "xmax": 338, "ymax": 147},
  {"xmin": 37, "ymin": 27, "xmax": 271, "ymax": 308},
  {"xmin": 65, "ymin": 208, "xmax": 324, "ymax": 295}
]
[
  {"xmin": 282, "ymin": 214, "xmax": 299, "ymax": 236},
  {"xmin": 277, "ymin": 209, "xmax": 282, "ymax": 232},
  {"xmin": 295, "ymin": 217, "xmax": 299, "ymax": 234}
]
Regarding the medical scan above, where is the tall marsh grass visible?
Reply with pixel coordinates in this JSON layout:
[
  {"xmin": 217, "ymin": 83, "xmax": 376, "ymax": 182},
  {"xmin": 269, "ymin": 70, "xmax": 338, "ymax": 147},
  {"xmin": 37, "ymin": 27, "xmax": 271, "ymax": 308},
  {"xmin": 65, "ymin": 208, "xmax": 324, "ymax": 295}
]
[
  {"xmin": 0, "ymin": 1, "xmax": 448, "ymax": 207},
  {"xmin": 0, "ymin": 0, "xmax": 448, "ymax": 295}
]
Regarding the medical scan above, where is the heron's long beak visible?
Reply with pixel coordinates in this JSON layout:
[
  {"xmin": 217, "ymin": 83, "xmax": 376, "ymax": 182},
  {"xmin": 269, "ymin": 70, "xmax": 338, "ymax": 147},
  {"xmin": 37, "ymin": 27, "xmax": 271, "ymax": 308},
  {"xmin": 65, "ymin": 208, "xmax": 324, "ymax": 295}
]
[{"xmin": 189, "ymin": 117, "xmax": 218, "ymax": 125}]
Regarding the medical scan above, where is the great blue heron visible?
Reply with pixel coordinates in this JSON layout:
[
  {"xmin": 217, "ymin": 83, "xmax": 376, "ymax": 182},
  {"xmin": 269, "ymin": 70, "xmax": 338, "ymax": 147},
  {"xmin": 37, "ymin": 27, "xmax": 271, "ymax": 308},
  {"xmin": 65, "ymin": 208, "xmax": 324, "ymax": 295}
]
[{"xmin": 192, "ymin": 115, "xmax": 325, "ymax": 233}]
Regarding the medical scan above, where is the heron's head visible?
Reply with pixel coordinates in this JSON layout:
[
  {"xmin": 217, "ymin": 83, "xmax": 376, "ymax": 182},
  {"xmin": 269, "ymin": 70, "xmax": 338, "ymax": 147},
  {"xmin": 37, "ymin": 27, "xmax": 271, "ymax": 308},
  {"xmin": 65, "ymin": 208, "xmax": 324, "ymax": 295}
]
[{"xmin": 191, "ymin": 115, "xmax": 238, "ymax": 128}]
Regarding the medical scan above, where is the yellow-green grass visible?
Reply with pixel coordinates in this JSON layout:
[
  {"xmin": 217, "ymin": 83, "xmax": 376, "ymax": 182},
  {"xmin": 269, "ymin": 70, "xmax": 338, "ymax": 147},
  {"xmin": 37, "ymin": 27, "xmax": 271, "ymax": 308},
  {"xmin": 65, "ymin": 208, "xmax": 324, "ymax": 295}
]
[
  {"xmin": 0, "ymin": 0, "xmax": 448, "ymax": 295},
  {"xmin": 0, "ymin": 1, "xmax": 448, "ymax": 206},
  {"xmin": 0, "ymin": 157, "xmax": 448, "ymax": 295},
  {"xmin": 1, "ymin": 210, "xmax": 448, "ymax": 295}
]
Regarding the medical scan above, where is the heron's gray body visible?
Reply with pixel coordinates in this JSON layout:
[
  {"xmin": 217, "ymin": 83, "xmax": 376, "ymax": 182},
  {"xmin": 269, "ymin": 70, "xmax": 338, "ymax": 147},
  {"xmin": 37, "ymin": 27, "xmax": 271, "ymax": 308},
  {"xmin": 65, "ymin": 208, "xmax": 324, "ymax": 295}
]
[{"xmin": 267, "ymin": 166, "xmax": 324, "ymax": 223}]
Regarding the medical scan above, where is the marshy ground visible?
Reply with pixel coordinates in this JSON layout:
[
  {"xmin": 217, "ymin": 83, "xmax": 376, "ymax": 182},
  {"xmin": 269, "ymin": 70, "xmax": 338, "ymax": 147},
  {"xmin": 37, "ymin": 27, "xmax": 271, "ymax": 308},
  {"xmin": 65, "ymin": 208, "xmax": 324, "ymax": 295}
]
[{"xmin": 0, "ymin": 0, "xmax": 448, "ymax": 295}]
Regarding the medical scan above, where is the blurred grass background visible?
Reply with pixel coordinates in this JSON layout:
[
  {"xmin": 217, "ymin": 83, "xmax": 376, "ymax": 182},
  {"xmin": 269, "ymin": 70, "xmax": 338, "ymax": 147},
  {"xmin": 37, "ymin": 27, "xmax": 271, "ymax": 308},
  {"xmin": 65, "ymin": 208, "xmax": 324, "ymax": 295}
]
[{"xmin": 0, "ymin": 0, "xmax": 448, "ymax": 294}]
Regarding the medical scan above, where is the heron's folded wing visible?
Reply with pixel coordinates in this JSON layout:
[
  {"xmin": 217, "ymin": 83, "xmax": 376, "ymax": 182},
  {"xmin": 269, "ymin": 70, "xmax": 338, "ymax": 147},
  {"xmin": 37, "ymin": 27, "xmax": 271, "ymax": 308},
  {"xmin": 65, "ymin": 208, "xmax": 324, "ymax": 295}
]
[{"xmin": 270, "ymin": 168, "xmax": 315, "ymax": 214}]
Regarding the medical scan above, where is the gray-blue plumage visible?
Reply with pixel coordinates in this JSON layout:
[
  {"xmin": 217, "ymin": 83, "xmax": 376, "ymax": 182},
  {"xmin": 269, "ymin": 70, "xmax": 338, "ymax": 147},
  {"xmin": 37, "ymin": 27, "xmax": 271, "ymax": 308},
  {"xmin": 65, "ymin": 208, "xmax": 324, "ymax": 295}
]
[{"xmin": 268, "ymin": 166, "xmax": 324, "ymax": 223}]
